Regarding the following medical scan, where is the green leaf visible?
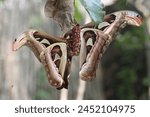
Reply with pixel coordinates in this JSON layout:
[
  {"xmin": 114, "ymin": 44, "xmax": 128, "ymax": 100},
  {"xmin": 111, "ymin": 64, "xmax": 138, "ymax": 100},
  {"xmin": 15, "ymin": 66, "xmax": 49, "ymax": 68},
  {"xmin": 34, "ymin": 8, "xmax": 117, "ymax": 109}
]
[
  {"xmin": 75, "ymin": 0, "xmax": 84, "ymax": 22},
  {"xmin": 79, "ymin": 0, "xmax": 105, "ymax": 24}
]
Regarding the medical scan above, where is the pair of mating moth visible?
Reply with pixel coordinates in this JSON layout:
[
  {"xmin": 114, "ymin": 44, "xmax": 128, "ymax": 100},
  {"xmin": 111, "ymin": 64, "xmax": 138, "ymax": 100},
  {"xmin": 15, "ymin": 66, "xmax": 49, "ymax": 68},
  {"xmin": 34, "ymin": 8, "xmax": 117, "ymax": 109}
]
[{"xmin": 12, "ymin": 10, "xmax": 143, "ymax": 89}]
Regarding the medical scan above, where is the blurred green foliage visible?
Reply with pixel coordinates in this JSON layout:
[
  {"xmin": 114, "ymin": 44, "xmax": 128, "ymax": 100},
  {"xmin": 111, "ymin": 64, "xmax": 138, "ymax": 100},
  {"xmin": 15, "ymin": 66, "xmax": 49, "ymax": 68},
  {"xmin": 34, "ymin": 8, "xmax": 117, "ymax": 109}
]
[
  {"xmin": 100, "ymin": 0, "xmax": 149, "ymax": 100},
  {"xmin": 101, "ymin": 23, "xmax": 148, "ymax": 99},
  {"xmin": 0, "ymin": 0, "xmax": 4, "ymax": 4}
]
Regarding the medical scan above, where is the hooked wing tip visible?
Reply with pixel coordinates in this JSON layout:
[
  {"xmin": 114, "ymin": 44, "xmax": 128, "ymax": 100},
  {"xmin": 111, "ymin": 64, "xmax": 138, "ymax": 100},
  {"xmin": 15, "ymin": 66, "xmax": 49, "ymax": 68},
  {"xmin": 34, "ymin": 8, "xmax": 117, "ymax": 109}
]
[
  {"xmin": 12, "ymin": 39, "xmax": 17, "ymax": 51},
  {"xmin": 136, "ymin": 15, "xmax": 143, "ymax": 26},
  {"xmin": 124, "ymin": 10, "xmax": 143, "ymax": 27},
  {"xmin": 12, "ymin": 38, "xmax": 27, "ymax": 51},
  {"xmin": 111, "ymin": 10, "xmax": 143, "ymax": 27},
  {"xmin": 126, "ymin": 15, "xmax": 143, "ymax": 27}
]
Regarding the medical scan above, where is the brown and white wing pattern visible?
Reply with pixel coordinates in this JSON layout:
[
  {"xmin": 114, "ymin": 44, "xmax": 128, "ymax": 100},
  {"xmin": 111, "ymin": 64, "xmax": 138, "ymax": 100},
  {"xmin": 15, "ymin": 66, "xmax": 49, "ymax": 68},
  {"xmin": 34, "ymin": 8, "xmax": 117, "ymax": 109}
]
[
  {"xmin": 79, "ymin": 28, "xmax": 109, "ymax": 81},
  {"xmin": 12, "ymin": 10, "xmax": 143, "ymax": 90},
  {"xmin": 12, "ymin": 30, "xmax": 69, "ymax": 89},
  {"xmin": 79, "ymin": 10, "xmax": 143, "ymax": 81},
  {"xmin": 40, "ymin": 43, "xmax": 67, "ymax": 88}
]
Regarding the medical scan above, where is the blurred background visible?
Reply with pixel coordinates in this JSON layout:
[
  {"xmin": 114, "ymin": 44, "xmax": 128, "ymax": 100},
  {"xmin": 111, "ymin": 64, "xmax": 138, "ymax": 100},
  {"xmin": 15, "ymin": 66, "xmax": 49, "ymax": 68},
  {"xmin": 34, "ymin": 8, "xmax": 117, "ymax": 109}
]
[{"xmin": 0, "ymin": 0, "xmax": 149, "ymax": 100}]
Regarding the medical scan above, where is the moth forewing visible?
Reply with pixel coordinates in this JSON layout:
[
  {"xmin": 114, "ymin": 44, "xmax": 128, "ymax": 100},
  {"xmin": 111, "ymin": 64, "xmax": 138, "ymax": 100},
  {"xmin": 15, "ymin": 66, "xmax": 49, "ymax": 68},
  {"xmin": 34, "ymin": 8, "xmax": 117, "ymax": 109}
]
[{"xmin": 39, "ymin": 42, "xmax": 67, "ymax": 88}]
